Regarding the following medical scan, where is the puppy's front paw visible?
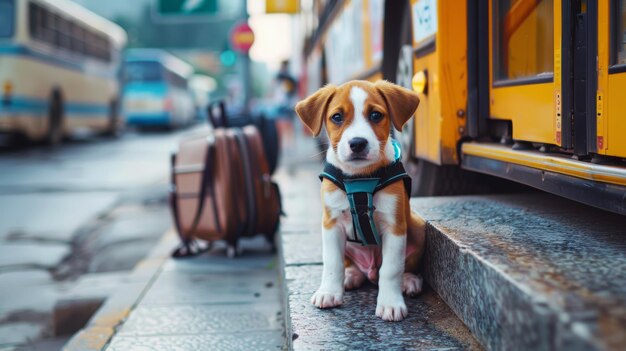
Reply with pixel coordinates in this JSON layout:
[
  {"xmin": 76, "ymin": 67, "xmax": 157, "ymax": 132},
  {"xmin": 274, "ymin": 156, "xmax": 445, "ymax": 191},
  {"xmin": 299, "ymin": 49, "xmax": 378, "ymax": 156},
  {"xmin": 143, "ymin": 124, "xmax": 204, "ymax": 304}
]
[
  {"xmin": 311, "ymin": 290, "xmax": 343, "ymax": 309},
  {"xmin": 376, "ymin": 293, "xmax": 407, "ymax": 321},
  {"xmin": 402, "ymin": 273, "xmax": 423, "ymax": 298}
]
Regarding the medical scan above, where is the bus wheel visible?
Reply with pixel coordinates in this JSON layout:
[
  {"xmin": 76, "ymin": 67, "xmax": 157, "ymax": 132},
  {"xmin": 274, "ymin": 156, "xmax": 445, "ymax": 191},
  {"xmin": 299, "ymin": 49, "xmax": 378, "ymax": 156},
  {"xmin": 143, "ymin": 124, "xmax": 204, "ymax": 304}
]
[
  {"xmin": 104, "ymin": 100, "xmax": 121, "ymax": 138},
  {"xmin": 45, "ymin": 94, "xmax": 63, "ymax": 146}
]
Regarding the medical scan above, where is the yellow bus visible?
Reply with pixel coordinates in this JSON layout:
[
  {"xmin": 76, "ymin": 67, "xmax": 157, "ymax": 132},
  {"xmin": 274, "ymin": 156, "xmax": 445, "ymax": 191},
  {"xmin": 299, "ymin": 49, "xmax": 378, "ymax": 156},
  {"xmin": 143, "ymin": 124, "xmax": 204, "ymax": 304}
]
[
  {"xmin": 300, "ymin": 0, "xmax": 626, "ymax": 215},
  {"xmin": 0, "ymin": 0, "xmax": 127, "ymax": 145}
]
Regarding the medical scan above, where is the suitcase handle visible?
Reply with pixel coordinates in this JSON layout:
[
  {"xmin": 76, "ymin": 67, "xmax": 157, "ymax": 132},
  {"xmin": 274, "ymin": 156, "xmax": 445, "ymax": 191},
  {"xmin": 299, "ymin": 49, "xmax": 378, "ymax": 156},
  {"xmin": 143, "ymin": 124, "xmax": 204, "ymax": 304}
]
[
  {"xmin": 208, "ymin": 100, "xmax": 257, "ymax": 128},
  {"xmin": 207, "ymin": 101, "xmax": 227, "ymax": 128}
]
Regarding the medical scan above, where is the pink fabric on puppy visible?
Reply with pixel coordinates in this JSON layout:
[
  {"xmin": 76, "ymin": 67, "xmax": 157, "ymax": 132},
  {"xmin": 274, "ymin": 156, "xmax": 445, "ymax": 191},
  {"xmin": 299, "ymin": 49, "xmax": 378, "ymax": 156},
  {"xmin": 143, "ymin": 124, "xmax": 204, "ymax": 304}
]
[{"xmin": 345, "ymin": 240, "xmax": 418, "ymax": 284}]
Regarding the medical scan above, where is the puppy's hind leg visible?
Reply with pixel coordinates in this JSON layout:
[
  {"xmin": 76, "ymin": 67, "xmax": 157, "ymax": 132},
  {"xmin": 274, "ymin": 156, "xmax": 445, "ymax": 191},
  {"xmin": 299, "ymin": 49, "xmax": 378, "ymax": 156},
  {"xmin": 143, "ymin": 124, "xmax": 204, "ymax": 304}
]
[
  {"xmin": 402, "ymin": 272, "xmax": 423, "ymax": 298},
  {"xmin": 344, "ymin": 260, "xmax": 366, "ymax": 290}
]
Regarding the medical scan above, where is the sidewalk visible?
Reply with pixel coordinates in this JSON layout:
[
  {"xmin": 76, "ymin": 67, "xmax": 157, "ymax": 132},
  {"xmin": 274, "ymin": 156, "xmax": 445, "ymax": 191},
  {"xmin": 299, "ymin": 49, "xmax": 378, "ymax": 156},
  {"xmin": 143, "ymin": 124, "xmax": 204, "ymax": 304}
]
[
  {"xmin": 64, "ymin": 129, "xmax": 321, "ymax": 351},
  {"xmin": 64, "ymin": 230, "xmax": 286, "ymax": 350}
]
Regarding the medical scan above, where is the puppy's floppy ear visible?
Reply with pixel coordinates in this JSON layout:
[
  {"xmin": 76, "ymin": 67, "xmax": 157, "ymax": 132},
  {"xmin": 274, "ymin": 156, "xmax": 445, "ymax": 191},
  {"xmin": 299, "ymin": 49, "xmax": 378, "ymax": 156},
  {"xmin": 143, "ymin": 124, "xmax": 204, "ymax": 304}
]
[
  {"xmin": 295, "ymin": 84, "xmax": 336, "ymax": 136},
  {"xmin": 374, "ymin": 80, "xmax": 420, "ymax": 131}
]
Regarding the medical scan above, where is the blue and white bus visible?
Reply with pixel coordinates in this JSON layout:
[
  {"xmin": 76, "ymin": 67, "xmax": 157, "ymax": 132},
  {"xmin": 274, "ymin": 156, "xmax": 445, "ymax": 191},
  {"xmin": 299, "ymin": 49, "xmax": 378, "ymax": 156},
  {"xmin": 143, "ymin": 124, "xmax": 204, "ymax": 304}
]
[
  {"xmin": 0, "ymin": 0, "xmax": 127, "ymax": 144},
  {"xmin": 122, "ymin": 49, "xmax": 195, "ymax": 129}
]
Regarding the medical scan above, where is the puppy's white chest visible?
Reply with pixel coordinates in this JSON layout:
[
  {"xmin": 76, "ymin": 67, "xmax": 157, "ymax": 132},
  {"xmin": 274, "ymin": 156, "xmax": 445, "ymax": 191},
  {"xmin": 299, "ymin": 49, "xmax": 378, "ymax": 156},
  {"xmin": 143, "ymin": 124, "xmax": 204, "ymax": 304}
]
[
  {"xmin": 323, "ymin": 189, "xmax": 397, "ymax": 236},
  {"xmin": 323, "ymin": 190, "xmax": 351, "ymax": 225}
]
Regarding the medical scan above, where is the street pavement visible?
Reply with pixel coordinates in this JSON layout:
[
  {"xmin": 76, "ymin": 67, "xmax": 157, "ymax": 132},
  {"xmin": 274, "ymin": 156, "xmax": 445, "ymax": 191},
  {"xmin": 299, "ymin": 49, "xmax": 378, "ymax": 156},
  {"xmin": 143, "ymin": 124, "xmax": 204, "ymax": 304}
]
[{"xmin": 0, "ymin": 125, "xmax": 208, "ymax": 350}]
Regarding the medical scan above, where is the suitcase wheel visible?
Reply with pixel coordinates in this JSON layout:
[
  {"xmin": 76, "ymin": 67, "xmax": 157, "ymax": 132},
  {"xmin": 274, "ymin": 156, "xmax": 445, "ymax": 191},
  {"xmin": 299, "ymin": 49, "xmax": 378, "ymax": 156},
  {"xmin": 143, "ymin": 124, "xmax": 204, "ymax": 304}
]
[
  {"xmin": 172, "ymin": 240, "xmax": 212, "ymax": 259},
  {"xmin": 226, "ymin": 243, "xmax": 241, "ymax": 258}
]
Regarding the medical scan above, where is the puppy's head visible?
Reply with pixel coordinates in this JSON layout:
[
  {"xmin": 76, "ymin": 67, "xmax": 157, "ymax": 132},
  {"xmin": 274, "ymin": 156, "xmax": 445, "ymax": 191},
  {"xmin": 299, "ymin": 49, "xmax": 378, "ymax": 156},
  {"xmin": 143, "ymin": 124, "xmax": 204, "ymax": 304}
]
[{"xmin": 296, "ymin": 80, "xmax": 419, "ymax": 174}]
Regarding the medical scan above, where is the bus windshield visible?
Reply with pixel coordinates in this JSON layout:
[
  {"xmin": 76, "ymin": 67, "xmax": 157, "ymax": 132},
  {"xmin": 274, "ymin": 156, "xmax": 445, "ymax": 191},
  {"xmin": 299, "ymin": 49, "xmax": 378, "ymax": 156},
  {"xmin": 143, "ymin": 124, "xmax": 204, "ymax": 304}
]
[
  {"xmin": 124, "ymin": 61, "xmax": 164, "ymax": 83},
  {"xmin": 0, "ymin": 0, "xmax": 14, "ymax": 38}
]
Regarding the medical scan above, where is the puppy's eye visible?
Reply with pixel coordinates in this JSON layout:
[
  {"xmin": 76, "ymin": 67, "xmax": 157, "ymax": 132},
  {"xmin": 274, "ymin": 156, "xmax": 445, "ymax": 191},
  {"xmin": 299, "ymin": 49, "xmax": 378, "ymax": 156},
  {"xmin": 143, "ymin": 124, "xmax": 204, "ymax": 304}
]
[
  {"xmin": 330, "ymin": 113, "xmax": 343, "ymax": 124},
  {"xmin": 369, "ymin": 111, "xmax": 383, "ymax": 123}
]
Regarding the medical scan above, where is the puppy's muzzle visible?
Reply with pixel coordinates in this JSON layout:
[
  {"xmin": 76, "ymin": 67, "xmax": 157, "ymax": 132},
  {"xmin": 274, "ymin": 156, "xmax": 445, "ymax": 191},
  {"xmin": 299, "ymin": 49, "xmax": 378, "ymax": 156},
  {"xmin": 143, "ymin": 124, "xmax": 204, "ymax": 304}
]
[{"xmin": 348, "ymin": 137, "xmax": 369, "ymax": 159}]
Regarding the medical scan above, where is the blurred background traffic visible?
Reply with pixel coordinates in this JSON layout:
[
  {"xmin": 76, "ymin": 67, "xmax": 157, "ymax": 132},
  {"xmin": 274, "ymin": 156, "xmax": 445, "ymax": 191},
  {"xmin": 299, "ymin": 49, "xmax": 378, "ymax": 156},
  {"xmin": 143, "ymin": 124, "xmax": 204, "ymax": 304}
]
[
  {"xmin": 0, "ymin": 0, "xmax": 309, "ymax": 348},
  {"xmin": 0, "ymin": 0, "xmax": 310, "ymax": 142}
]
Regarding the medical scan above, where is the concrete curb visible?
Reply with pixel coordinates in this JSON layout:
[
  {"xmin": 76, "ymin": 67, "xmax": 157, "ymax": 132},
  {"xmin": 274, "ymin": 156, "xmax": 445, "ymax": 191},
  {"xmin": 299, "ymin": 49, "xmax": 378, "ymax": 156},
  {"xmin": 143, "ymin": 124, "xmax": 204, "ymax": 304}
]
[
  {"xmin": 62, "ymin": 230, "xmax": 177, "ymax": 351},
  {"xmin": 411, "ymin": 194, "xmax": 626, "ymax": 351},
  {"xmin": 276, "ymin": 229, "xmax": 294, "ymax": 351}
]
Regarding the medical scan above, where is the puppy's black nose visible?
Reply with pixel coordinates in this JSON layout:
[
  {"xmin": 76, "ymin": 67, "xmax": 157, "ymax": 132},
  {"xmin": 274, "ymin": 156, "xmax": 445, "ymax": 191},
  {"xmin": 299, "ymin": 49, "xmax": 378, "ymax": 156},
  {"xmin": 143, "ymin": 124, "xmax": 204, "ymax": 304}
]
[{"xmin": 349, "ymin": 137, "xmax": 368, "ymax": 153}]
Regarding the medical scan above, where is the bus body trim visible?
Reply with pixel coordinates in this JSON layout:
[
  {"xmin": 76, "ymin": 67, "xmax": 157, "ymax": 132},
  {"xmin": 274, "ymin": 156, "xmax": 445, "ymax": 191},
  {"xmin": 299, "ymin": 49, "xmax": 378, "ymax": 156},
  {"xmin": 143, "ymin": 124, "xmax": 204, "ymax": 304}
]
[
  {"xmin": 1, "ymin": 96, "xmax": 109, "ymax": 117},
  {"xmin": 462, "ymin": 150, "xmax": 626, "ymax": 216},
  {"xmin": 462, "ymin": 142, "xmax": 626, "ymax": 187},
  {"xmin": 0, "ymin": 44, "xmax": 117, "ymax": 78}
]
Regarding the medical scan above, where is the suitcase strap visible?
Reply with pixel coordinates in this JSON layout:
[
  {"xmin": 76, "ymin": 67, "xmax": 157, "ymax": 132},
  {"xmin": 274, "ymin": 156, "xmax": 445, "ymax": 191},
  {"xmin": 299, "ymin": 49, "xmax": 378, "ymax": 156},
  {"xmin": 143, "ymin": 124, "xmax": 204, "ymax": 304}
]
[
  {"xmin": 170, "ymin": 141, "xmax": 219, "ymax": 258},
  {"xmin": 233, "ymin": 129, "xmax": 258, "ymax": 237}
]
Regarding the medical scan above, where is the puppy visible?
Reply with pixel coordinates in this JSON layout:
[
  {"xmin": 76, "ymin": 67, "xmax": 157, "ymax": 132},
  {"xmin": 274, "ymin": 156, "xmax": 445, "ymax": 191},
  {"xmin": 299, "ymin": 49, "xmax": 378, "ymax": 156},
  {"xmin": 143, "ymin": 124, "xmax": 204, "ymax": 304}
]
[{"xmin": 295, "ymin": 80, "xmax": 426, "ymax": 322}]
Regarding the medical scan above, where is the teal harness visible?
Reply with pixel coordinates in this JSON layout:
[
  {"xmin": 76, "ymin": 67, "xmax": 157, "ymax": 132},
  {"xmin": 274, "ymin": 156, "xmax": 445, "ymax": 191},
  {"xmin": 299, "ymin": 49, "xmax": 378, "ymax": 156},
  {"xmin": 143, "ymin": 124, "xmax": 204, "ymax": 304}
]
[{"xmin": 319, "ymin": 140, "xmax": 411, "ymax": 246}]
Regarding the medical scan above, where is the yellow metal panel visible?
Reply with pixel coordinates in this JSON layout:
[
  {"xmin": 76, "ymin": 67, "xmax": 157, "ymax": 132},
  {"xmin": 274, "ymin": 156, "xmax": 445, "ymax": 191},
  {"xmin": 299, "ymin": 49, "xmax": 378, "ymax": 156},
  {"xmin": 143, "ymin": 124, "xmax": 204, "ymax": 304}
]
[
  {"xmin": 490, "ymin": 83, "xmax": 556, "ymax": 143},
  {"xmin": 462, "ymin": 143, "xmax": 626, "ymax": 186},
  {"xmin": 411, "ymin": 0, "xmax": 467, "ymax": 165},
  {"xmin": 488, "ymin": 0, "xmax": 559, "ymax": 145},
  {"xmin": 606, "ymin": 73, "xmax": 626, "ymax": 157},
  {"xmin": 266, "ymin": 0, "xmax": 299, "ymax": 14},
  {"xmin": 598, "ymin": 0, "xmax": 626, "ymax": 158}
]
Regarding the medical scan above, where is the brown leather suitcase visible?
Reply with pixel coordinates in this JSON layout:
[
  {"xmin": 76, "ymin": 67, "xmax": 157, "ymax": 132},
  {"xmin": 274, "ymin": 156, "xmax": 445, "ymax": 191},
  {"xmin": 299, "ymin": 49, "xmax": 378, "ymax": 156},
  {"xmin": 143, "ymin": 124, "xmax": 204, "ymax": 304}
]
[{"xmin": 169, "ymin": 125, "xmax": 281, "ymax": 258}]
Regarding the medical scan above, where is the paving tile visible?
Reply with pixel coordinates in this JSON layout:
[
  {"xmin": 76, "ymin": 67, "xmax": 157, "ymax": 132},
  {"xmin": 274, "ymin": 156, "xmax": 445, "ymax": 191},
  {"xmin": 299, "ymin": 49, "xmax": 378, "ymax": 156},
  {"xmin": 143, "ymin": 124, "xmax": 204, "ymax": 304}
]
[
  {"xmin": 0, "ymin": 243, "xmax": 70, "ymax": 269},
  {"xmin": 141, "ymin": 271, "xmax": 281, "ymax": 306},
  {"xmin": 160, "ymin": 246, "xmax": 277, "ymax": 273},
  {"xmin": 0, "ymin": 269, "xmax": 52, "ymax": 286},
  {"xmin": 88, "ymin": 240, "xmax": 159, "ymax": 273},
  {"xmin": 93, "ymin": 206, "xmax": 172, "ymax": 249},
  {"xmin": 286, "ymin": 265, "xmax": 481, "ymax": 351},
  {"xmin": 0, "ymin": 280, "xmax": 60, "ymax": 318},
  {"xmin": 118, "ymin": 304, "xmax": 283, "ymax": 336},
  {"xmin": 0, "ymin": 192, "xmax": 117, "ymax": 242},
  {"xmin": 106, "ymin": 331, "xmax": 285, "ymax": 351},
  {"xmin": 282, "ymin": 233, "xmax": 322, "ymax": 266},
  {"xmin": 284, "ymin": 266, "xmax": 322, "ymax": 296},
  {"xmin": 0, "ymin": 322, "xmax": 44, "ymax": 347}
]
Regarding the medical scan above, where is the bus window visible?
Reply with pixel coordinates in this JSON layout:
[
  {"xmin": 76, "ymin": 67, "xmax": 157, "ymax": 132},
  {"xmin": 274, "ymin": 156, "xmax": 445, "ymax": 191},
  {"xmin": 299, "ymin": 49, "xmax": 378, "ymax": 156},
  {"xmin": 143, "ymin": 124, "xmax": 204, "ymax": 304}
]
[
  {"xmin": 58, "ymin": 17, "xmax": 72, "ymax": 51},
  {"xmin": 612, "ymin": 0, "xmax": 626, "ymax": 65},
  {"xmin": 0, "ymin": 0, "xmax": 15, "ymax": 38},
  {"xmin": 125, "ymin": 61, "xmax": 164, "ymax": 83},
  {"xmin": 166, "ymin": 70, "xmax": 188, "ymax": 89},
  {"xmin": 71, "ymin": 22, "xmax": 85, "ymax": 55},
  {"xmin": 493, "ymin": 0, "xmax": 554, "ymax": 82}
]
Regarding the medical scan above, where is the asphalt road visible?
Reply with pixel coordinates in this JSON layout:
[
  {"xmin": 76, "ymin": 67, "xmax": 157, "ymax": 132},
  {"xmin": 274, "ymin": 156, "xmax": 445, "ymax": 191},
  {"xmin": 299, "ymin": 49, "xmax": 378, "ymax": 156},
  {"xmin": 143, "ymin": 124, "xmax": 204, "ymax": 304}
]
[{"xmin": 0, "ymin": 125, "xmax": 207, "ymax": 350}]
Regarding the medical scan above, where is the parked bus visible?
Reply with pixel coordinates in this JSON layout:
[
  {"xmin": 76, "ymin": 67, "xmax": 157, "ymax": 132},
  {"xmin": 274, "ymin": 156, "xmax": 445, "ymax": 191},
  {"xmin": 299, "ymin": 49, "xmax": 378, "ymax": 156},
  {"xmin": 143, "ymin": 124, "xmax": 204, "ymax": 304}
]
[
  {"xmin": 122, "ymin": 49, "xmax": 195, "ymax": 129},
  {"xmin": 0, "ymin": 0, "xmax": 127, "ymax": 144},
  {"xmin": 300, "ymin": 0, "xmax": 626, "ymax": 215}
]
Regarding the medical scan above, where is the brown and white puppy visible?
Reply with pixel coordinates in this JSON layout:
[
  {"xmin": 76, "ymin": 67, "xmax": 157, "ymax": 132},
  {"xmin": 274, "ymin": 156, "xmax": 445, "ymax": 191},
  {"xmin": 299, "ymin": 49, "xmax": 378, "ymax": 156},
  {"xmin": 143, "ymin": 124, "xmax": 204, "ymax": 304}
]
[{"xmin": 295, "ymin": 80, "xmax": 426, "ymax": 322}]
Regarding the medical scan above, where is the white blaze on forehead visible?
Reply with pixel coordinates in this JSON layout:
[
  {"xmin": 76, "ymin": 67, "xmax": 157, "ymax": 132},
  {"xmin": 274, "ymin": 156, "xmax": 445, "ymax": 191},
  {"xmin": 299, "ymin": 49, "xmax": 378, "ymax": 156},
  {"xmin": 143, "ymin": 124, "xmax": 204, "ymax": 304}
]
[
  {"xmin": 349, "ymin": 86, "xmax": 368, "ymax": 120},
  {"xmin": 341, "ymin": 86, "xmax": 379, "ymax": 149}
]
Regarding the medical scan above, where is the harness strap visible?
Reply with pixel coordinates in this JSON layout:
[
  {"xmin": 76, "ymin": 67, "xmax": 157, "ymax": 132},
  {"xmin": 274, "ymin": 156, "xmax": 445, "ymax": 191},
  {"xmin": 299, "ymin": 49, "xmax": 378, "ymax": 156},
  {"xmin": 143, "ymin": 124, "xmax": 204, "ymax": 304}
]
[
  {"xmin": 319, "ymin": 156, "xmax": 411, "ymax": 246},
  {"xmin": 344, "ymin": 178, "xmax": 381, "ymax": 246}
]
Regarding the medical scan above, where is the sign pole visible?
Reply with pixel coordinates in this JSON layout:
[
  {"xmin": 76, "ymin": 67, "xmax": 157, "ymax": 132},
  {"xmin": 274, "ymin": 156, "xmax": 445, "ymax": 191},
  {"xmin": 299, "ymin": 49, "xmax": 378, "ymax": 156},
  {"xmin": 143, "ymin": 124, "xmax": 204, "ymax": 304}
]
[{"xmin": 241, "ymin": 0, "xmax": 251, "ymax": 114}]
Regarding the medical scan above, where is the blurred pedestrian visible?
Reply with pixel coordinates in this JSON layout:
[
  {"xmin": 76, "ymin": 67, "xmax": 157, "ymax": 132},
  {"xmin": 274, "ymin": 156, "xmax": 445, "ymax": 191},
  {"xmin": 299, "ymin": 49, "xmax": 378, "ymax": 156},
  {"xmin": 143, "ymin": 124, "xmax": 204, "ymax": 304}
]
[{"xmin": 272, "ymin": 60, "xmax": 298, "ymax": 153}]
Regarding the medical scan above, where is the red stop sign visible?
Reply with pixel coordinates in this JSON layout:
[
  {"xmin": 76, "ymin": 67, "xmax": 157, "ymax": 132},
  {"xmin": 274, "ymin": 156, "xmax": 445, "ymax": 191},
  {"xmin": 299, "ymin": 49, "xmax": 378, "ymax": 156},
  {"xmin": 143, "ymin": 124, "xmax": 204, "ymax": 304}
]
[{"xmin": 230, "ymin": 22, "xmax": 255, "ymax": 54}]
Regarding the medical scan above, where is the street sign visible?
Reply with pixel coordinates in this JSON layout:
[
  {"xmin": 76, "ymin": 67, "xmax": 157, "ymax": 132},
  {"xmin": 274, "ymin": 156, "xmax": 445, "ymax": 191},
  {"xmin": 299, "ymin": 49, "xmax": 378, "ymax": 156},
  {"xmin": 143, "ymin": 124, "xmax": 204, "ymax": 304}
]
[
  {"xmin": 230, "ymin": 22, "xmax": 255, "ymax": 54},
  {"xmin": 266, "ymin": 0, "xmax": 299, "ymax": 14},
  {"xmin": 157, "ymin": 0, "xmax": 218, "ymax": 16}
]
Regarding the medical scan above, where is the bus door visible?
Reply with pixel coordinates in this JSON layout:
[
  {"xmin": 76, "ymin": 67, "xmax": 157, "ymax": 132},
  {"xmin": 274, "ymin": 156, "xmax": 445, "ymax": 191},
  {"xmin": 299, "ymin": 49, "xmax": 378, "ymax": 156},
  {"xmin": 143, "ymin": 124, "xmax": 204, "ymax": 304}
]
[
  {"xmin": 488, "ymin": 0, "xmax": 563, "ymax": 149},
  {"xmin": 597, "ymin": 0, "xmax": 626, "ymax": 159}
]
